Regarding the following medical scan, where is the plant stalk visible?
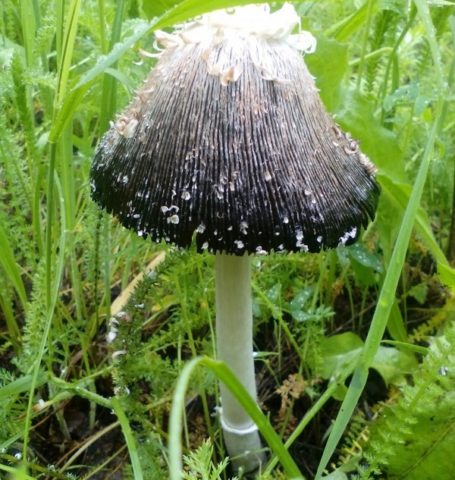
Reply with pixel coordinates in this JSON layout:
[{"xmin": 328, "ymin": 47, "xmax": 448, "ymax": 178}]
[{"xmin": 215, "ymin": 253, "xmax": 265, "ymax": 473}]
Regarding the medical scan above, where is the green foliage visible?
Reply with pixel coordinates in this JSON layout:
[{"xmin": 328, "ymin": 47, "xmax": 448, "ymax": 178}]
[
  {"xmin": 361, "ymin": 321, "xmax": 455, "ymax": 479},
  {"xmin": 0, "ymin": 0, "xmax": 453, "ymax": 479},
  {"xmin": 182, "ymin": 439, "xmax": 231, "ymax": 480},
  {"xmin": 16, "ymin": 261, "xmax": 48, "ymax": 373},
  {"xmin": 318, "ymin": 332, "xmax": 418, "ymax": 387}
]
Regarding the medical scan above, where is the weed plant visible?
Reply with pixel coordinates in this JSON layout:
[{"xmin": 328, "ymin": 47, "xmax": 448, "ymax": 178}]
[{"xmin": 0, "ymin": 1, "xmax": 454, "ymax": 479}]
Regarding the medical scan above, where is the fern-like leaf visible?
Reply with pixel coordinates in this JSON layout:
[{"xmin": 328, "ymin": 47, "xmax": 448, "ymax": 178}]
[{"xmin": 361, "ymin": 318, "xmax": 455, "ymax": 479}]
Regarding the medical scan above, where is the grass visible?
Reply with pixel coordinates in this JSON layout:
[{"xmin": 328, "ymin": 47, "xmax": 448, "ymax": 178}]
[{"xmin": 0, "ymin": 1, "xmax": 454, "ymax": 479}]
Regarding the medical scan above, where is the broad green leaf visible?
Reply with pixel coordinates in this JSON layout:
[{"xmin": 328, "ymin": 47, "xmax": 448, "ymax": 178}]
[
  {"xmin": 305, "ymin": 36, "xmax": 348, "ymax": 111},
  {"xmin": 319, "ymin": 333, "xmax": 418, "ymax": 385},
  {"xmin": 318, "ymin": 332, "xmax": 364, "ymax": 380},
  {"xmin": 379, "ymin": 175, "xmax": 449, "ymax": 267},
  {"xmin": 142, "ymin": 0, "xmax": 181, "ymax": 19},
  {"xmin": 346, "ymin": 243, "xmax": 383, "ymax": 287},
  {"xmin": 372, "ymin": 346, "xmax": 417, "ymax": 385},
  {"xmin": 335, "ymin": 90, "xmax": 406, "ymax": 181},
  {"xmin": 347, "ymin": 244, "xmax": 382, "ymax": 271},
  {"xmin": 325, "ymin": 2, "xmax": 376, "ymax": 41}
]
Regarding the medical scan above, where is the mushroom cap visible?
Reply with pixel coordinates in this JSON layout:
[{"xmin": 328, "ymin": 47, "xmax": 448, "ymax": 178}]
[{"xmin": 91, "ymin": 4, "xmax": 379, "ymax": 255}]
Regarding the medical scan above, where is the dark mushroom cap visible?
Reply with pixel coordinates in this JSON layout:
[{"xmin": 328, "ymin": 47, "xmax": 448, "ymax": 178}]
[{"xmin": 91, "ymin": 5, "xmax": 379, "ymax": 255}]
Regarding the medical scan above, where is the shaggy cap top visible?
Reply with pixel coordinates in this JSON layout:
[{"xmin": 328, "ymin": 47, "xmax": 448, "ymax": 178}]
[{"xmin": 91, "ymin": 4, "xmax": 379, "ymax": 255}]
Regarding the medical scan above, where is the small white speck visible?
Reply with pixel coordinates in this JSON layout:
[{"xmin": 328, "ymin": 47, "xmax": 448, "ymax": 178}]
[
  {"xmin": 123, "ymin": 118, "xmax": 138, "ymax": 138},
  {"xmin": 196, "ymin": 223, "xmax": 206, "ymax": 234},
  {"xmin": 283, "ymin": 216, "xmax": 289, "ymax": 224},
  {"xmin": 161, "ymin": 206, "xmax": 169, "ymax": 213},
  {"xmin": 227, "ymin": 225, "xmax": 233, "ymax": 231},
  {"xmin": 264, "ymin": 171, "xmax": 272, "ymax": 182},
  {"xmin": 240, "ymin": 221, "xmax": 248, "ymax": 234},
  {"xmin": 106, "ymin": 329, "xmax": 117, "ymax": 343},
  {"xmin": 202, "ymin": 241, "xmax": 209, "ymax": 250},
  {"xmin": 317, "ymin": 235, "xmax": 323, "ymax": 243},
  {"xmin": 114, "ymin": 385, "xmax": 131, "ymax": 396},
  {"xmin": 256, "ymin": 246, "xmax": 267, "ymax": 255},
  {"xmin": 297, "ymin": 242, "xmax": 309, "ymax": 252},
  {"xmin": 167, "ymin": 214, "xmax": 179, "ymax": 224},
  {"xmin": 234, "ymin": 240, "xmax": 245, "ymax": 249},
  {"xmin": 14, "ymin": 452, "xmax": 22, "ymax": 460},
  {"xmin": 296, "ymin": 229, "xmax": 304, "ymax": 241},
  {"xmin": 304, "ymin": 188, "xmax": 311, "ymax": 195},
  {"xmin": 181, "ymin": 191, "xmax": 191, "ymax": 200},
  {"xmin": 112, "ymin": 350, "xmax": 127, "ymax": 359}
]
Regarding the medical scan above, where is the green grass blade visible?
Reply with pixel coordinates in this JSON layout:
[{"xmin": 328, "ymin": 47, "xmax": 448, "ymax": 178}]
[
  {"xmin": 264, "ymin": 378, "xmax": 345, "ymax": 476},
  {"xmin": 0, "ymin": 464, "xmax": 35, "ymax": 480},
  {"xmin": 324, "ymin": 2, "xmax": 373, "ymax": 41},
  {"xmin": 0, "ymin": 372, "xmax": 46, "ymax": 400},
  {"xmin": 315, "ymin": 6, "xmax": 449, "ymax": 473},
  {"xmin": 111, "ymin": 397, "xmax": 144, "ymax": 480},
  {"xmin": 19, "ymin": 0, "xmax": 36, "ymax": 67},
  {"xmin": 0, "ymin": 291, "xmax": 20, "ymax": 345},
  {"xmin": 55, "ymin": 0, "xmax": 81, "ymax": 107},
  {"xmin": 98, "ymin": 0, "xmax": 126, "ymax": 132},
  {"xmin": 73, "ymin": 20, "xmax": 152, "ymax": 91},
  {"xmin": 380, "ymin": 176, "xmax": 449, "ymax": 267},
  {"xmin": 169, "ymin": 356, "xmax": 304, "ymax": 480},
  {"xmin": 315, "ymin": 104, "xmax": 443, "ymax": 480},
  {"xmin": 0, "ymin": 223, "xmax": 28, "ymax": 308}
]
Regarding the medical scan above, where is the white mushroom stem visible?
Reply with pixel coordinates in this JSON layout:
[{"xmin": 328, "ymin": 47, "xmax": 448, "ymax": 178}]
[{"xmin": 215, "ymin": 253, "xmax": 265, "ymax": 473}]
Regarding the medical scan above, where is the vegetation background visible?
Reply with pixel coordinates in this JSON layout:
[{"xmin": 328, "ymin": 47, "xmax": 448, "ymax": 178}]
[{"xmin": 0, "ymin": 0, "xmax": 454, "ymax": 479}]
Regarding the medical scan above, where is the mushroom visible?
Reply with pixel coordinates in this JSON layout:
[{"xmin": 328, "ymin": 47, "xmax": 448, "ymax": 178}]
[{"xmin": 91, "ymin": 3, "xmax": 379, "ymax": 475}]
